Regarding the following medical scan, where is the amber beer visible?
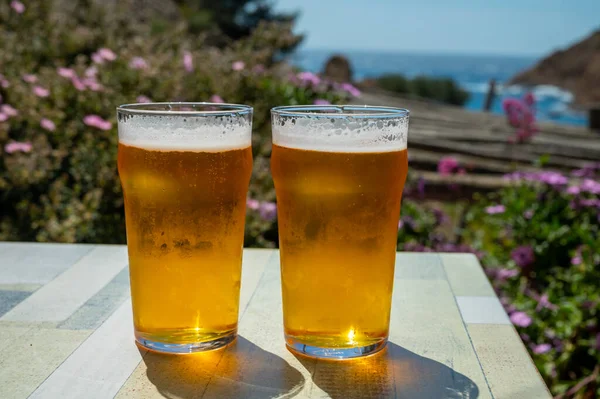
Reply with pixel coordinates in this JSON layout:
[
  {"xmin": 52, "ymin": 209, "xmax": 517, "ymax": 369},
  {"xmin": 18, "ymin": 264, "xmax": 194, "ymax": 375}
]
[
  {"xmin": 271, "ymin": 105, "xmax": 409, "ymax": 359},
  {"xmin": 117, "ymin": 103, "xmax": 252, "ymax": 353}
]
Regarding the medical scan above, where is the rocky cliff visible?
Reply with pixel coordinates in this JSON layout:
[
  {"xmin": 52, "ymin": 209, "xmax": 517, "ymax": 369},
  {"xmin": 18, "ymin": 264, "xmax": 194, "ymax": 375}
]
[{"xmin": 509, "ymin": 30, "xmax": 600, "ymax": 106}]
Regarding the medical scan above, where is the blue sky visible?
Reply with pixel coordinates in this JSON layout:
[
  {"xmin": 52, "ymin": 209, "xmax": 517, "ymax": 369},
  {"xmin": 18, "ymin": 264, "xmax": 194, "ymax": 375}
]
[{"xmin": 276, "ymin": 0, "xmax": 600, "ymax": 56}]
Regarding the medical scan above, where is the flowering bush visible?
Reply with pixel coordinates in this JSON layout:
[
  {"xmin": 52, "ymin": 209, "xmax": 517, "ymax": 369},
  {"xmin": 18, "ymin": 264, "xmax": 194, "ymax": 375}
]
[
  {"xmin": 462, "ymin": 164, "xmax": 600, "ymax": 398},
  {"xmin": 0, "ymin": 0, "xmax": 349, "ymax": 243},
  {"xmin": 503, "ymin": 93, "xmax": 539, "ymax": 143}
]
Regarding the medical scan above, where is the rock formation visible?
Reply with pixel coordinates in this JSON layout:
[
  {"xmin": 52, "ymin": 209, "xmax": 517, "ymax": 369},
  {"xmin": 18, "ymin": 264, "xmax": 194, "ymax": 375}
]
[
  {"xmin": 509, "ymin": 30, "xmax": 600, "ymax": 105},
  {"xmin": 322, "ymin": 55, "xmax": 353, "ymax": 83}
]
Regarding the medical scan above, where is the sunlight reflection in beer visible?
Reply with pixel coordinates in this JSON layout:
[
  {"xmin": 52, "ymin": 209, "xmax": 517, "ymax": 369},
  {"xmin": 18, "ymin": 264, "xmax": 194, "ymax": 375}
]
[{"xmin": 347, "ymin": 328, "xmax": 357, "ymax": 345}]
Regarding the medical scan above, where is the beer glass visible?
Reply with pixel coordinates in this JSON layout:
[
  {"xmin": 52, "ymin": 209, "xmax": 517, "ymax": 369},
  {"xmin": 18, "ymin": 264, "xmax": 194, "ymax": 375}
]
[
  {"xmin": 117, "ymin": 103, "xmax": 253, "ymax": 353},
  {"xmin": 271, "ymin": 105, "xmax": 409, "ymax": 359}
]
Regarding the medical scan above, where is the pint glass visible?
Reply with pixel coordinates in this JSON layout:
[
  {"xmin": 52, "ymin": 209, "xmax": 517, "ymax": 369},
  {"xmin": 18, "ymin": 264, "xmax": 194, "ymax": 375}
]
[
  {"xmin": 271, "ymin": 105, "xmax": 409, "ymax": 359},
  {"xmin": 117, "ymin": 103, "xmax": 253, "ymax": 353}
]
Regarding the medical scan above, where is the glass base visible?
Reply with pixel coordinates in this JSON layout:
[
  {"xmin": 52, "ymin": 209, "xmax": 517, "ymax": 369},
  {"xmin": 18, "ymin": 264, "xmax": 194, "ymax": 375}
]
[
  {"xmin": 285, "ymin": 335, "xmax": 387, "ymax": 360},
  {"xmin": 135, "ymin": 331, "xmax": 236, "ymax": 354}
]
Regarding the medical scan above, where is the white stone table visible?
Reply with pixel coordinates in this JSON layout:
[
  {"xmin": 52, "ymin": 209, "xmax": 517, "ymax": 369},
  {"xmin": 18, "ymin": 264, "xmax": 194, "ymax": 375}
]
[{"xmin": 0, "ymin": 243, "xmax": 550, "ymax": 398}]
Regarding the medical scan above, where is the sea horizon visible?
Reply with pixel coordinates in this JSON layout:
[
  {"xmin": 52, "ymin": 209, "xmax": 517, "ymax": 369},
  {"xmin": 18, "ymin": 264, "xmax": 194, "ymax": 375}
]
[{"xmin": 294, "ymin": 47, "xmax": 543, "ymax": 59}]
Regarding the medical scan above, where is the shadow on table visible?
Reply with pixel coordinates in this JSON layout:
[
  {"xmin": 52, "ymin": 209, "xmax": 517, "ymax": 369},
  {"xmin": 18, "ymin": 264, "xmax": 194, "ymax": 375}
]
[
  {"xmin": 294, "ymin": 341, "xmax": 480, "ymax": 399},
  {"xmin": 142, "ymin": 335, "xmax": 305, "ymax": 398}
]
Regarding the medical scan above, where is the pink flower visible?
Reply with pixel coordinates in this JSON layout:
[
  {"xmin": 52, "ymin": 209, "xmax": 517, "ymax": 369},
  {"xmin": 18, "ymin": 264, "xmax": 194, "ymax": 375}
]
[
  {"xmin": 40, "ymin": 118, "xmax": 56, "ymax": 132},
  {"xmin": 1, "ymin": 104, "xmax": 18, "ymax": 117},
  {"xmin": 523, "ymin": 109, "xmax": 535, "ymax": 125},
  {"xmin": 536, "ymin": 293, "xmax": 558, "ymax": 311},
  {"xmin": 580, "ymin": 179, "xmax": 600, "ymax": 194},
  {"xmin": 83, "ymin": 114, "xmax": 112, "ymax": 131},
  {"xmin": 71, "ymin": 77, "xmax": 86, "ymax": 91},
  {"xmin": 57, "ymin": 67, "xmax": 76, "ymax": 79},
  {"xmin": 232, "ymin": 61, "xmax": 245, "ymax": 71},
  {"xmin": 91, "ymin": 48, "xmax": 116, "ymax": 64},
  {"xmin": 313, "ymin": 99, "xmax": 331, "ymax": 105},
  {"xmin": 497, "ymin": 268, "xmax": 518, "ymax": 281},
  {"xmin": 136, "ymin": 95, "xmax": 151, "ymax": 103},
  {"xmin": 33, "ymin": 86, "xmax": 50, "ymax": 97},
  {"xmin": 97, "ymin": 48, "xmax": 116, "ymax": 61},
  {"xmin": 571, "ymin": 164, "xmax": 600, "ymax": 178},
  {"xmin": 503, "ymin": 95, "xmax": 537, "ymax": 144},
  {"xmin": 91, "ymin": 53, "xmax": 104, "ymax": 64},
  {"xmin": 129, "ymin": 57, "xmax": 148, "ymax": 70},
  {"xmin": 297, "ymin": 71, "xmax": 320, "ymax": 86},
  {"xmin": 85, "ymin": 66, "xmax": 98, "ymax": 78},
  {"xmin": 341, "ymin": 83, "xmax": 361, "ymax": 97},
  {"xmin": 22, "ymin": 74, "xmax": 37, "ymax": 83},
  {"xmin": 82, "ymin": 78, "xmax": 103, "ymax": 91},
  {"xmin": 210, "ymin": 95, "xmax": 224, "ymax": 103},
  {"xmin": 183, "ymin": 51, "xmax": 193, "ymax": 73},
  {"xmin": 397, "ymin": 219, "xmax": 404, "ymax": 230},
  {"xmin": 539, "ymin": 171, "xmax": 568, "ymax": 186},
  {"xmin": 510, "ymin": 311, "xmax": 532, "ymax": 327},
  {"xmin": 259, "ymin": 202, "xmax": 277, "ymax": 221},
  {"xmin": 246, "ymin": 198, "xmax": 260, "ymax": 210},
  {"xmin": 571, "ymin": 246, "xmax": 583, "ymax": 266},
  {"xmin": 523, "ymin": 210, "xmax": 534, "ymax": 219},
  {"xmin": 532, "ymin": 343, "xmax": 551, "ymax": 354},
  {"xmin": 580, "ymin": 198, "xmax": 600, "ymax": 208},
  {"xmin": 485, "ymin": 204, "xmax": 505, "ymax": 215},
  {"xmin": 566, "ymin": 185, "xmax": 580, "ymax": 195},
  {"xmin": 4, "ymin": 141, "xmax": 32, "ymax": 154},
  {"xmin": 10, "ymin": 1, "xmax": 25, "ymax": 14},
  {"xmin": 0, "ymin": 113, "xmax": 8, "ymax": 122},
  {"xmin": 0, "ymin": 74, "xmax": 10, "ymax": 88},
  {"xmin": 437, "ymin": 156, "xmax": 459, "ymax": 176}
]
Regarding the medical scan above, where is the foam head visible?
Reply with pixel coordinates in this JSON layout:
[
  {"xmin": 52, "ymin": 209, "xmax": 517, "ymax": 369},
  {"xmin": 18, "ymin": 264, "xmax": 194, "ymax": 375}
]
[
  {"xmin": 271, "ymin": 105, "xmax": 409, "ymax": 153},
  {"xmin": 117, "ymin": 102, "xmax": 252, "ymax": 151}
]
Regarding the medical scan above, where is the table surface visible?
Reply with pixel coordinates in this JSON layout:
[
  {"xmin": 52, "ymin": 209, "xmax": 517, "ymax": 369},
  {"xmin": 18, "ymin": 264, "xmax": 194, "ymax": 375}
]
[{"xmin": 0, "ymin": 243, "xmax": 550, "ymax": 399}]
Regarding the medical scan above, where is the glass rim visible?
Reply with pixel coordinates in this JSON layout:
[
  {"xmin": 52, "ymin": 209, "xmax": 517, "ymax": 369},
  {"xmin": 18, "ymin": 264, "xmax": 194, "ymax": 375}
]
[
  {"xmin": 117, "ymin": 102, "xmax": 253, "ymax": 117},
  {"xmin": 271, "ymin": 105, "xmax": 409, "ymax": 119}
]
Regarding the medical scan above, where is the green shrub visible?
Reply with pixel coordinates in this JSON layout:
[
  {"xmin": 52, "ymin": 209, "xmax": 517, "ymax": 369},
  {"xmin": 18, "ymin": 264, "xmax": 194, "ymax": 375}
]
[
  {"xmin": 376, "ymin": 74, "xmax": 469, "ymax": 106},
  {"xmin": 376, "ymin": 74, "xmax": 410, "ymax": 94}
]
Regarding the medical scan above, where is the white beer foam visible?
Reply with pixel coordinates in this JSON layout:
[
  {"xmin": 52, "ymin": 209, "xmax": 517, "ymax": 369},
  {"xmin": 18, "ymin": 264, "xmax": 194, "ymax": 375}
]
[
  {"xmin": 118, "ymin": 113, "xmax": 251, "ymax": 152},
  {"xmin": 272, "ymin": 112, "xmax": 408, "ymax": 153}
]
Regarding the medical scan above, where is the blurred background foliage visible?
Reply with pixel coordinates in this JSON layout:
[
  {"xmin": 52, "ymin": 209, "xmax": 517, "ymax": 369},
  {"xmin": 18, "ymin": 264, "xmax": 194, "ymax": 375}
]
[{"xmin": 0, "ymin": 0, "xmax": 345, "ymax": 243}]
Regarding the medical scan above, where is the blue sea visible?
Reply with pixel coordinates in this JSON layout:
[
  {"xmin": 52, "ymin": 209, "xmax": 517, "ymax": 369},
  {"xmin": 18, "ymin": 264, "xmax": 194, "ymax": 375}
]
[{"xmin": 290, "ymin": 49, "xmax": 587, "ymax": 126}]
